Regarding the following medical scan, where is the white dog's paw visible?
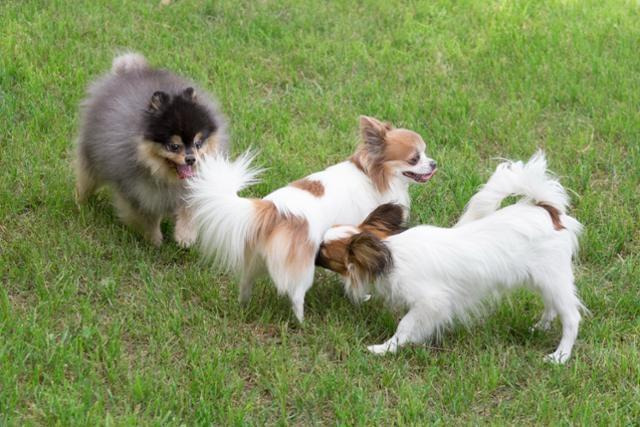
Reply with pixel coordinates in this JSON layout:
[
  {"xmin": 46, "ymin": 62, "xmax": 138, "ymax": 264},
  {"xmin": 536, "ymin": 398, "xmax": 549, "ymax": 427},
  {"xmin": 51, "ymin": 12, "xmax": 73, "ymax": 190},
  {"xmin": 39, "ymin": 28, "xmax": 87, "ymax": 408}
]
[
  {"xmin": 362, "ymin": 294, "xmax": 372, "ymax": 302},
  {"xmin": 530, "ymin": 320, "xmax": 552, "ymax": 333},
  {"xmin": 544, "ymin": 351, "xmax": 569, "ymax": 364},
  {"xmin": 367, "ymin": 344, "xmax": 387, "ymax": 355}
]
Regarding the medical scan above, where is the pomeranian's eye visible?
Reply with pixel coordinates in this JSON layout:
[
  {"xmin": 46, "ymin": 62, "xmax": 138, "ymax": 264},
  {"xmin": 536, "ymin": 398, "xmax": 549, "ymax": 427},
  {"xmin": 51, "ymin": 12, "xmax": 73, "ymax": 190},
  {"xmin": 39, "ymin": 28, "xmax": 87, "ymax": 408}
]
[
  {"xmin": 195, "ymin": 140, "xmax": 203, "ymax": 149},
  {"xmin": 408, "ymin": 153, "xmax": 420, "ymax": 165},
  {"xmin": 167, "ymin": 143, "xmax": 181, "ymax": 152}
]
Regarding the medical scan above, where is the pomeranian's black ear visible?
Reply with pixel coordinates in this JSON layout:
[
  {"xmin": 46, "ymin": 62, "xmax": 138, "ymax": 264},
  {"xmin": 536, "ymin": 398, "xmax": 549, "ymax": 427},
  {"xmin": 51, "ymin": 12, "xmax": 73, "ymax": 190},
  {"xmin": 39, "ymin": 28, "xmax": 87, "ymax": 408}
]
[
  {"xmin": 182, "ymin": 87, "xmax": 197, "ymax": 101},
  {"xmin": 149, "ymin": 91, "xmax": 170, "ymax": 112},
  {"xmin": 360, "ymin": 203, "xmax": 407, "ymax": 238},
  {"xmin": 359, "ymin": 115, "xmax": 393, "ymax": 149}
]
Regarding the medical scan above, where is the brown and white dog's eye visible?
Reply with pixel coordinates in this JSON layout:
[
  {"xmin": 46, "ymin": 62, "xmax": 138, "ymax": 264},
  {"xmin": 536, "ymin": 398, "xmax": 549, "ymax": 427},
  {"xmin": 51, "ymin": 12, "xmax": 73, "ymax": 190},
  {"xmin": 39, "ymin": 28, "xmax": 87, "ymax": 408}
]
[
  {"xmin": 167, "ymin": 143, "xmax": 181, "ymax": 152},
  {"xmin": 195, "ymin": 140, "xmax": 203, "ymax": 149},
  {"xmin": 407, "ymin": 153, "xmax": 420, "ymax": 165}
]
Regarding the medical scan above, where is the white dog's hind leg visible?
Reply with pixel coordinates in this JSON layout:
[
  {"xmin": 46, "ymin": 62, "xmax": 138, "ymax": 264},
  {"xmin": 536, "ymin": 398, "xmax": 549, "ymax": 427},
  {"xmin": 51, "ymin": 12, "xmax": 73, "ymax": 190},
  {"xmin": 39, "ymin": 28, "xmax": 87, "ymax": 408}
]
[
  {"xmin": 534, "ymin": 267, "xmax": 582, "ymax": 364},
  {"xmin": 368, "ymin": 307, "xmax": 433, "ymax": 355}
]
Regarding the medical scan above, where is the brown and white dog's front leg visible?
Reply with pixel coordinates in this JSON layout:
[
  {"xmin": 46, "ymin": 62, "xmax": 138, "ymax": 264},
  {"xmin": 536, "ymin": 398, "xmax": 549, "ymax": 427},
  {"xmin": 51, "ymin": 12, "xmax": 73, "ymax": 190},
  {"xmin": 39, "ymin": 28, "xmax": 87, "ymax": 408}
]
[{"xmin": 174, "ymin": 205, "xmax": 197, "ymax": 248}]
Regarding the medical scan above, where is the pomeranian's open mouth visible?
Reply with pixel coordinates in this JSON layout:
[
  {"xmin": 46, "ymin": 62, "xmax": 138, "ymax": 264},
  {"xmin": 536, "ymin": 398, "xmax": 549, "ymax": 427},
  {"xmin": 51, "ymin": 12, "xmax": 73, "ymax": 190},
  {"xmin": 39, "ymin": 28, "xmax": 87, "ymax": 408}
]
[
  {"xmin": 402, "ymin": 169, "xmax": 436, "ymax": 183},
  {"xmin": 167, "ymin": 160, "xmax": 196, "ymax": 179}
]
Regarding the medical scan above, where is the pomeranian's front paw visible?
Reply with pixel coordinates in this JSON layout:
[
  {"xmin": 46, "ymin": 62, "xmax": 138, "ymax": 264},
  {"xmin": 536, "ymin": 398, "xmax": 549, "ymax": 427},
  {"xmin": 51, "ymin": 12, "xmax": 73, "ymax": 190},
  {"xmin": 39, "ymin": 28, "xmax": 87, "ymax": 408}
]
[
  {"xmin": 174, "ymin": 228, "xmax": 196, "ymax": 248},
  {"xmin": 147, "ymin": 230, "xmax": 163, "ymax": 247}
]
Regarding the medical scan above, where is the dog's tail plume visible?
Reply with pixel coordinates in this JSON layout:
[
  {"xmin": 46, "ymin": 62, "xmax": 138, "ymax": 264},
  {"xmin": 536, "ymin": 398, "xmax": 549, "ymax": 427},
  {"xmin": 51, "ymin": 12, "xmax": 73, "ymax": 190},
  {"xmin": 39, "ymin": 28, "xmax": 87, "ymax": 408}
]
[
  {"xmin": 456, "ymin": 150, "xmax": 570, "ymax": 226},
  {"xmin": 112, "ymin": 52, "xmax": 149, "ymax": 75},
  {"xmin": 188, "ymin": 151, "xmax": 263, "ymax": 273}
]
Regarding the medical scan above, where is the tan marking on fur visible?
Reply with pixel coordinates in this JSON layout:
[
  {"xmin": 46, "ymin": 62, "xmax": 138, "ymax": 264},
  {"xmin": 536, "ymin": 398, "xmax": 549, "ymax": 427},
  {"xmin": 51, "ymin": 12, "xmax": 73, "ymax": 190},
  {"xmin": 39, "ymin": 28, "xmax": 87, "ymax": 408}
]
[
  {"xmin": 290, "ymin": 179, "xmax": 325, "ymax": 197},
  {"xmin": 537, "ymin": 202, "xmax": 565, "ymax": 231},
  {"xmin": 350, "ymin": 127, "xmax": 426, "ymax": 193},
  {"xmin": 251, "ymin": 199, "xmax": 315, "ymax": 274},
  {"xmin": 359, "ymin": 203, "xmax": 406, "ymax": 239},
  {"xmin": 137, "ymin": 139, "xmax": 187, "ymax": 183},
  {"xmin": 383, "ymin": 129, "xmax": 425, "ymax": 161},
  {"xmin": 174, "ymin": 205, "xmax": 197, "ymax": 247},
  {"xmin": 199, "ymin": 133, "xmax": 220, "ymax": 156},
  {"xmin": 316, "ymin": 204, "xmax": 405, "ymax": 274},
  {"xmin": 74, "ymin": 149, "xmax": 100, "ymax": 204},
  {"xmin": 316, "ymin": 238, "xmax": 350, "ymax": 275}
]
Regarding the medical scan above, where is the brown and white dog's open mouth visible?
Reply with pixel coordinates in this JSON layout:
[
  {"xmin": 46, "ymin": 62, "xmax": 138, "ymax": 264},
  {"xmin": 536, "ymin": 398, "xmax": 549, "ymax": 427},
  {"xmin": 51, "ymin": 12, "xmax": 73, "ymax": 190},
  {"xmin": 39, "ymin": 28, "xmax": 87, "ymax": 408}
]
[{"xmin": 403, "ymin": 168, "xmax": 436, "ymax": 183}]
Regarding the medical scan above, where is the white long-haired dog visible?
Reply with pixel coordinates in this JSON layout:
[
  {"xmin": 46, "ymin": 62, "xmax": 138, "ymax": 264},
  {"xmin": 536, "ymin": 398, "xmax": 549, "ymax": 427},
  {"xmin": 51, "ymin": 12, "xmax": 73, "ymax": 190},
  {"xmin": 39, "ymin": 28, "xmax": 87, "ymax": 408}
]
[
  {"xmin": 187, "ymin": 116, "xmax": 436, "ymax": 322},
  {"xmin": 316, "ymin": 152, "xmax": 585, "ymax": 363}
]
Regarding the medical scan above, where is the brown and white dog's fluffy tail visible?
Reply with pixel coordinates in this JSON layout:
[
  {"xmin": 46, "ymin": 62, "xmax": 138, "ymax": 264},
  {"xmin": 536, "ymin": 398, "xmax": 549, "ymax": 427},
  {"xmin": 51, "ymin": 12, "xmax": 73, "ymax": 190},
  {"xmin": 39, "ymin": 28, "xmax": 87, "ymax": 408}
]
[{"xmin": 187, "ymin": 152, "xmax": 264, "ymax": 273}]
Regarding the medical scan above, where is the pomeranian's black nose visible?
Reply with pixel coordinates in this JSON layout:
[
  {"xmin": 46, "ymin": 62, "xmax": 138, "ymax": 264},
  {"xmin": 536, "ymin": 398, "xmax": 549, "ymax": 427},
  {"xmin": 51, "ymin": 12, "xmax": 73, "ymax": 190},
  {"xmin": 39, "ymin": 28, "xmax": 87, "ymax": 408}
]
[
  {"xmin": 430, "ymin": 160, "xmax": 437, "ymax": 169},
  {"xmin": 185, "ymin": 156, "xmax": 196, "ymax": 165}
]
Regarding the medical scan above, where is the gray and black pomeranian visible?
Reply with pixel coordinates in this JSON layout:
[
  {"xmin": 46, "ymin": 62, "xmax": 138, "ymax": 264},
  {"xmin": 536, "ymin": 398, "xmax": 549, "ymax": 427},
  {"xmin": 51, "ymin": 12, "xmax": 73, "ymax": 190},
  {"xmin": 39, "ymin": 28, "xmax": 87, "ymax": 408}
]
[{"xmin": 74, "ymin": 52, "xmax": 228, "ymax": 246}]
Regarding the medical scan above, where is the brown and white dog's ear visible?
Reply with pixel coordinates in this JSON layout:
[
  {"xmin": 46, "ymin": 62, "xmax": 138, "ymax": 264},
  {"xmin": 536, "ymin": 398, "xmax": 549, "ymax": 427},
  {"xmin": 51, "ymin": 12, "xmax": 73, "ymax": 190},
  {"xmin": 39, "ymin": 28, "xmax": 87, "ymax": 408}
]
[
  {"xmin": 359, "ymin": 116, "xmax": 393, "ymax": 151},
  {"xmin": 359, "ymin": 203, "xmax": 407, "ymax": 238}
]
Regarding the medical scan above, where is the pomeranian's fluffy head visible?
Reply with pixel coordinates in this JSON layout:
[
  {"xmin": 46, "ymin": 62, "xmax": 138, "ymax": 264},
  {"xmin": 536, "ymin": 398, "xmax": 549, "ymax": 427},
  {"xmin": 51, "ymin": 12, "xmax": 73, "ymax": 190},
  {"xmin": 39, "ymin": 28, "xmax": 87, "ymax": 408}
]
[{"xmin": 138, "ymin": 87, "xmax": 220, "ymax": 181}]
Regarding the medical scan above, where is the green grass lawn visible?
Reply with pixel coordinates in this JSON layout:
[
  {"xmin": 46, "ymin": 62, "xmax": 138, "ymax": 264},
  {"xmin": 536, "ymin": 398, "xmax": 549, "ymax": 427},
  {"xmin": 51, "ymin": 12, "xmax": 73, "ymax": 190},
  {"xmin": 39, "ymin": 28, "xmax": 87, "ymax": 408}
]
[{"xmin": 1, "ymin": 0, "xmax": 639, "ymax": 424}]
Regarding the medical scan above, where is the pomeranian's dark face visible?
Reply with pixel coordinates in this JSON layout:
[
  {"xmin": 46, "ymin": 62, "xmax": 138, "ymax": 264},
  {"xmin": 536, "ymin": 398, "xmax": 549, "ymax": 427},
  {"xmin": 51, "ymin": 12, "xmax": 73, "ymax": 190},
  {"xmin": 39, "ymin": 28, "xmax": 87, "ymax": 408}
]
[{"xmin": 139, "ymin": 87, "xmax": 220, "ymax": 181}]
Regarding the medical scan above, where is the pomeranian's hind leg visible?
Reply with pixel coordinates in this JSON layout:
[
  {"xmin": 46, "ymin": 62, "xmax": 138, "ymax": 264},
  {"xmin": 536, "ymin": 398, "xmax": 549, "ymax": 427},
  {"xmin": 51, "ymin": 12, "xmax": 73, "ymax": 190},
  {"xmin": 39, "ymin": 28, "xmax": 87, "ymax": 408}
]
[
  {"xmin": 74, "ymin": 151, "xmax": 99, "ymax": 204},
  {"xmin": 238, "ymin": 253, "xmax": 264, "ymax": 304},
  {"xmin": 113, "ymin": 191, "xmax": 163, "ymax": 246}
]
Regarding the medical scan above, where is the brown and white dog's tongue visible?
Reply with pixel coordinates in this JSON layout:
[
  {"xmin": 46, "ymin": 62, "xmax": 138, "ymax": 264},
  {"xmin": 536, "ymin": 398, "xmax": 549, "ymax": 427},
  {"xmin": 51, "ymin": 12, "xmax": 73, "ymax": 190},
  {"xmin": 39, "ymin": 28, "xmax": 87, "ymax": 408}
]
[{"xmin": 177, "ymin": 164, "xmax": 195, "ymax": 179}]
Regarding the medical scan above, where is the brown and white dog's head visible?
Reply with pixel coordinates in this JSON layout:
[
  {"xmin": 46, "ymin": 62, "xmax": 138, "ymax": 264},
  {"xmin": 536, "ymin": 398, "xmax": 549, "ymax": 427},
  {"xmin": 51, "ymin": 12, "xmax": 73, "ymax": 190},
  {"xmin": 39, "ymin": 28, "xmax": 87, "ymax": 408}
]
[
  {"xmin": 351, "ymin": 116, "xmax": 437, "ymax": 192},
  {"xmin": 316, "ymin": 203, "xmax": 407, "ymax": 302}
]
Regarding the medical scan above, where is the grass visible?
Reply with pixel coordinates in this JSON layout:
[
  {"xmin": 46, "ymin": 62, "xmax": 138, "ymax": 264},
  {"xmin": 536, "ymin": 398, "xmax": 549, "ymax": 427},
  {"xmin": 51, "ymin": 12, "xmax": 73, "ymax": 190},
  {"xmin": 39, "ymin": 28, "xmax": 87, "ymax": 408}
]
[{"xmin": 1, "ymin": 0, "xmax": 639, "ymax": 424}]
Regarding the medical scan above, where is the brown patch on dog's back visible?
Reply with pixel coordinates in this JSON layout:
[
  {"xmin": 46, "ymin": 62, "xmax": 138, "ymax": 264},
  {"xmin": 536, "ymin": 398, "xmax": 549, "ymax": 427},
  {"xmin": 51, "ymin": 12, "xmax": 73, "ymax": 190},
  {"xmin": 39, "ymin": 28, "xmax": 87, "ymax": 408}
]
[
  {"xmin": 290, "ymin": 179, "xmax": 325, "ymax": 197},
  {"xmin": 537, "ymin": 202, "xmax": 565, "ymax": 231}
]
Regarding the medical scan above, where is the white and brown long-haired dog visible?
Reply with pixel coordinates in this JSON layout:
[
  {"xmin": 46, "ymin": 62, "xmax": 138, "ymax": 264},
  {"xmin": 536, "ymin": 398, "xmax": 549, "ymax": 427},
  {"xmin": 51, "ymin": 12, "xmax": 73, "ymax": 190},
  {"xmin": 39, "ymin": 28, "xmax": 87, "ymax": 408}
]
[
  {"xmin": 316, "ymin": 152, "xmax": 585, "ymax": 363},
  {"xmin": 188, "ymin": 116, "xmax": 437, "ymax": 322}
]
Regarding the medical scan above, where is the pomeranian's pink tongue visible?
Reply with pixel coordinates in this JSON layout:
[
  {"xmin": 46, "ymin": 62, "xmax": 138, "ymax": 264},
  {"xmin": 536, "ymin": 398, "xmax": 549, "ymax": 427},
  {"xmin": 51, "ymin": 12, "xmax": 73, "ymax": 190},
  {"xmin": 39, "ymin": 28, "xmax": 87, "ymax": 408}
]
[{"xmin": 177, "ymin": 164, "xmax": 194, "ymax": 179}]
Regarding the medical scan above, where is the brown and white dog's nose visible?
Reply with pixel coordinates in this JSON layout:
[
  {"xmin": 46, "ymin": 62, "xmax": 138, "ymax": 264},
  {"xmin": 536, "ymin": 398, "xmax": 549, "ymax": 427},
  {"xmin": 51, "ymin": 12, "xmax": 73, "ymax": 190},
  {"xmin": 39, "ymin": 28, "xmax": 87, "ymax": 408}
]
[{"xmin": 185, "ymin": 155, "xmax": 196, "ymax": 165}]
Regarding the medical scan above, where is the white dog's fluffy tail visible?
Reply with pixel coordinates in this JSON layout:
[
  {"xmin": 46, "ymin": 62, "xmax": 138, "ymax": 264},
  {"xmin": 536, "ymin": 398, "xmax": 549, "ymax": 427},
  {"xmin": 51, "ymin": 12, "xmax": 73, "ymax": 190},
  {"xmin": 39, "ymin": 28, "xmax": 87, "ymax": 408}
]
[
  {"xmin": 456, "ymin": 151, "xmax": 571, "ymax": 226},
  {"xmin": 187, "ymin": 151, "xmax": 263, "ymax": 272},
  {"xmin": 111, "ymin": 52, "xmax": 149, "ymax": 75}
]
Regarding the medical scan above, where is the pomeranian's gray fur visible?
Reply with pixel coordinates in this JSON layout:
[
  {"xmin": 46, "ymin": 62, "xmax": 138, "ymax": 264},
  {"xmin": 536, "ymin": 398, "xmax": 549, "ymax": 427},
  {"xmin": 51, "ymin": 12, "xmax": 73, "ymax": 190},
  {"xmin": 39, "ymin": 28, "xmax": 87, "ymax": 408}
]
[{"xmin": 75, "ymin": 52, "xmax": 228, "ymax": 245}]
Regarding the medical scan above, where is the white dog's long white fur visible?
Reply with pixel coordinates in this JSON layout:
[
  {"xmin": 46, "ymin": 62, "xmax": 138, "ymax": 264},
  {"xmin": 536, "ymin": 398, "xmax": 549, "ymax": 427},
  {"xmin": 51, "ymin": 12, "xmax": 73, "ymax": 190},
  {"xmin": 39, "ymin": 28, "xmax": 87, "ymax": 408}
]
[{"xmin": 322, "ymin": 152, "xmax": 585, "ymax": 363}]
